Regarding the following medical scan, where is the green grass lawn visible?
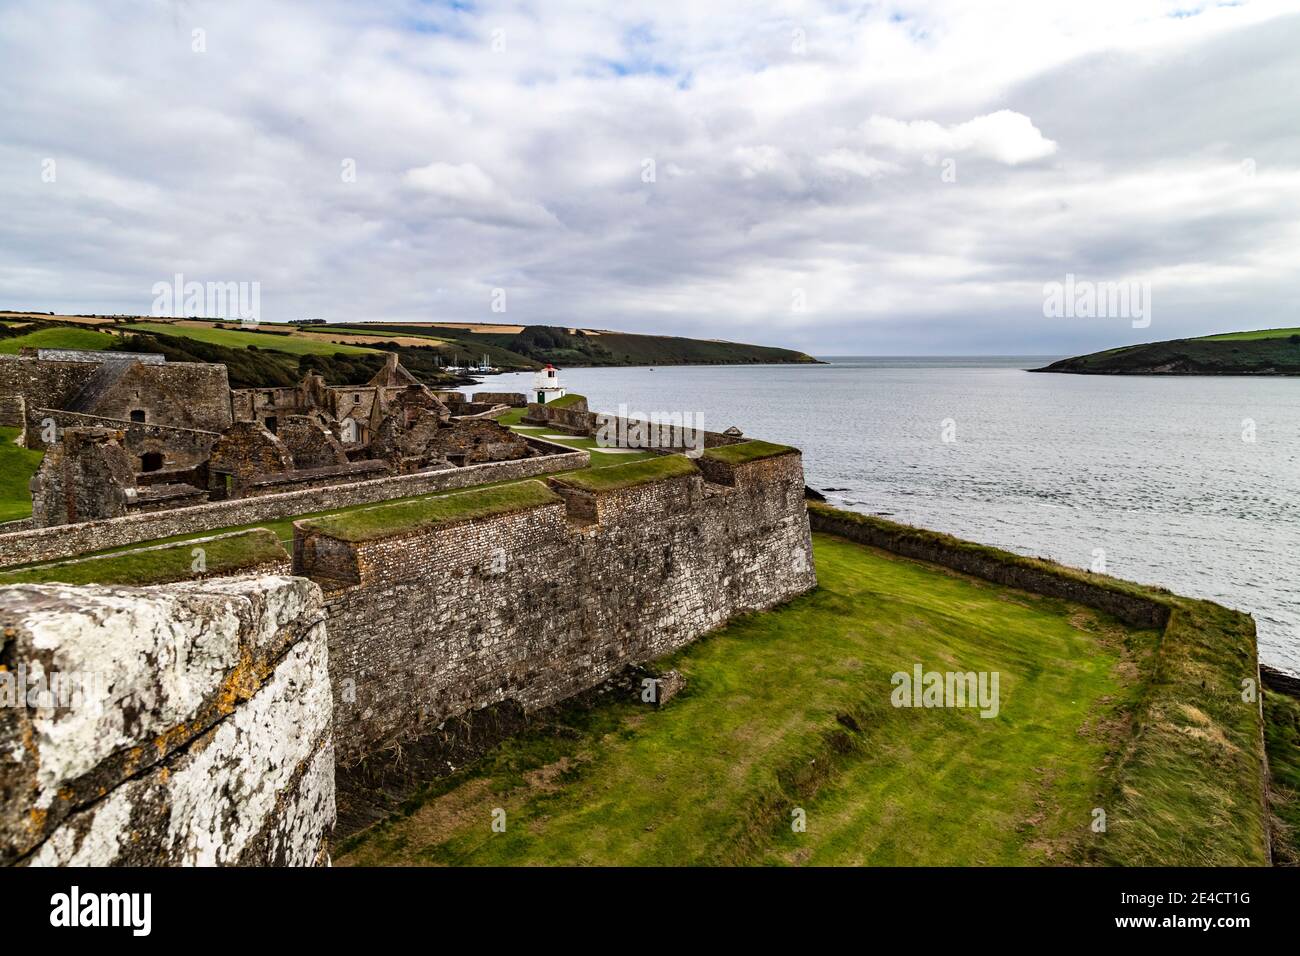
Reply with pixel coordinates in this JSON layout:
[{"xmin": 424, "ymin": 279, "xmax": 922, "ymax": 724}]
[
  {"xmin": 121, "ymin": 322, "xmax": 378, "ymax": 356},
  {"xmin": 0, "ymin": 529, "xmax": 286, "ymax": 587},
  {"xmin": 0, "ymin": 327, "xmax": 119, "ymax": 354},
  {"xmin": 0, "ymin": 427, "xmax": 43, "ymax": 523},
  {"xmin": 336, "ymin": 532, "xmax": 1159, "ymax": 866}
]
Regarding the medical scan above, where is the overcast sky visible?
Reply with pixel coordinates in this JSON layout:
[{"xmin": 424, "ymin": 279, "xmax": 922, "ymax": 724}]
[{"xmin": 2, "ymin": 1, "xmax": 1298, "ymax": 355}]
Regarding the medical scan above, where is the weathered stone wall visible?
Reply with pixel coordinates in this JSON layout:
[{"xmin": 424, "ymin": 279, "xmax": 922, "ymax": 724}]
[
  {"xmin": 0, "ymin": 576, "xmax": 334, "ymax": 866},
  {"xmin": 472, "ymin": 391, "xmax": 526, "ymax": 407},
  {"xmin": 0, "ymin": 393, "xmax": 24, "ymax": 429},
  {"xmin": 29, "ymin": 428, "xmax": 137, "ymax": 527},
  {"xmin": 0, "ymin": 355, "xmax": 95, "ymax": 430},
  {"xmin": 11, "ymin": 359, "xmax": 231, "ymax": 453},
  {"xmin": 525, "ymin": 400, "xmax": 746, "ymax": 449},
  {"xmin": 32, "ymin": 407, "xmax": 218, "ymax": 470},
  {"xmin": 523, "ymin": 398, "xmax": 594, "ymax": 432},
  {"xmin": 301, "ymin": 453, "xmax": 817, "ymax": 764},
  {"xmin": 79, "ymin": 361, "xmax": 231, "ymax": 436},
  {"xmin": 0, "ymin": 441, "xmax": 587, "ymax": 569}
]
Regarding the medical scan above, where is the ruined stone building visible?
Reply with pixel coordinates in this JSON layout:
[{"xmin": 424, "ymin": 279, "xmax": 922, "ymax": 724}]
[
  {"xmin": 9, "ymin": 348, "xmax": 537, "ymax": 528},
  {"xmin": 0, "ymin": 348, "xmax": 231, "ymax": 473},
  {"xmin": 231, "ymin": 353, "xmax": 449, "ymax": 446}
]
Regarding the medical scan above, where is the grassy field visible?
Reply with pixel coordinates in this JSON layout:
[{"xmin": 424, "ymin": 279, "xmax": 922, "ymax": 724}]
[
  {"xmin": 0, "ymin": 529, "xmax": 286, "ymax": 587},
  {"xmin": 0, "ymin": 427, "xmax": 43, "ymax": 523},
  {"xmin": 336, "ymin": 531, "xmax": 1160, "ymax": 866},
  {"xmin": 0, "ymin": 326, "xmax": 119, "ymax": 354},
  {"xmin": 120, "ymin": 321, "xmax": 379, "ymax": 356}
]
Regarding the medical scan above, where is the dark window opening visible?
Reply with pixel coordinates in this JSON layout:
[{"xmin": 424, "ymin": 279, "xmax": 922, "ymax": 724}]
[
  {"xmin": 265, "ymin": 416, "xmax": 278, "ymax": 433},
  {"xmin": 129, "ymin": 409, "xmax": 146, "ymax": 423},
  {"xmin": 140, "ymin": 452, "xmax": 163, "ymax": 472}
]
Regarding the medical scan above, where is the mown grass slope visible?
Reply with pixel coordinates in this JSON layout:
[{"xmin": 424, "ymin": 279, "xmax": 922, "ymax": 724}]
[{"xmin": 337, "ymin": 532, "xmax": 1163, "ymax": 866}]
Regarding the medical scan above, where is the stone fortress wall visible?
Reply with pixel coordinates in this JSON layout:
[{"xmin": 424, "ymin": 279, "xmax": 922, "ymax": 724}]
[
  {"xmin": 0, "ymin": 413, "xmax": 819, "ymax": 865},
  {"xmin": 303, "ymin": 448, "xmax": 817, "ymax": 764},
  {"xmin": 0, "ymin": 437, "xmax": 586, "ymax": 569}
]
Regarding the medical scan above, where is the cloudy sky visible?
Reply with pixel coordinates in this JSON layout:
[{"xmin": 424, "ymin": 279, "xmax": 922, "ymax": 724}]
[{"xmin": 2, "ymin": 0, "xmax": 1298, "ymax": 355}]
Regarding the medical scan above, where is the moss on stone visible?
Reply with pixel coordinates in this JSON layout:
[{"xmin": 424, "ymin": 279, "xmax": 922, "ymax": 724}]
[
  {"xmin": 543, "ymin": 392, "xmax": 585, "ymax": 409},
  {"xmin": 0, "ymin": 528, "xmax": 286, "ymax": 586},
  {"xmin": 549, "ymin": 454, "xmax": 697, "ymax": 493},
  {"xmin": 701, "ymin": 439, "xmax": 796, "ymax": 465},
  {"xmin": 299, "ymin": 480, "xmax": 560, "ymax": 542}
]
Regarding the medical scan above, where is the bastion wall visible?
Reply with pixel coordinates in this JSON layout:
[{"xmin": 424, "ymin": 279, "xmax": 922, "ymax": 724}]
[
  {"xmin": 300, "ymin": 450, "xmax": 817, "ymax": 765},
  {"xmin": 0, "ymin": 435, "xmax": 818, "ymax": 865}
]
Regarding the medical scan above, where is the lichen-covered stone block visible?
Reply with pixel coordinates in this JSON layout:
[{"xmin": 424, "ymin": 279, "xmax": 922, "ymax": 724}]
[{"xmin": 0, "ymin": 576, "xmax": 334, "ymax": 866}]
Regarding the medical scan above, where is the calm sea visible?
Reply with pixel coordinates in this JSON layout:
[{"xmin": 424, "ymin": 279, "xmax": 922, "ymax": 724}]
[{"xmin": 484, "ymin": 358, "xmax": 1300, "ymax": 674}]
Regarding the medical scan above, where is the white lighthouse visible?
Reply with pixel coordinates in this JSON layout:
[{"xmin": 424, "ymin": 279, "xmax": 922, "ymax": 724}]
[{"xmin": 532, "ymin": 363, "xmax": 566, "ymax": 404}]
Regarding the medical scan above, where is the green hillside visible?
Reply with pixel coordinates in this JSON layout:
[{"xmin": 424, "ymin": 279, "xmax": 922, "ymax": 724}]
[
  {"xmin": 341, "ymin": 323, "xmax": 820, "ymax": 368},
  {"xmin": 1037, "ymin": 327, "xmax": 1300, "ymax": 375},
  {"xmin": 0, "ymin": 325, "xmax": 118, "ymax": 354},
  {"xmin": 120, "ymin": 321, "xmax": 377, "ymax": 356},
  {"xmin": 325, "ymin": 325, "xmax": 541, "ymax": 370}
]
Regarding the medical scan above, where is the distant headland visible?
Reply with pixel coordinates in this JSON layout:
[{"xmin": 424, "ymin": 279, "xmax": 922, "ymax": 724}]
[
  {"xmin": 1034, "ymin": 327, "xmax": 1300, "ymax": 376},
  {"xmin": 0, "ymin": 312, "xmax": 821, "ymax": 389}
]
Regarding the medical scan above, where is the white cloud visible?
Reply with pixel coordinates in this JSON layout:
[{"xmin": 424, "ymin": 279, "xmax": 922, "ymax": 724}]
[
  {"xmin": 403, "ymin": 161, "xmax": 557, "ymax": 228},
  {"xmin": 865, "ymin": 110, "xmax": 1058, "ymax": 165},
  {"xmin": 817, "ymin": 149, "xmax": 897, "ymax": 180},
  {"xmin": 404, "ymin": 162, "xmax": 497, "ymax": 201}
]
